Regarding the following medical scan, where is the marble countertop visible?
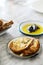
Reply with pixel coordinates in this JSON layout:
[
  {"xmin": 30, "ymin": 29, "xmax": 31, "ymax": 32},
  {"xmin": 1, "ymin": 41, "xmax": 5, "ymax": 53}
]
[{"xmin": 0, "ymin": 0, "xmax": 43, "ymax": 65}]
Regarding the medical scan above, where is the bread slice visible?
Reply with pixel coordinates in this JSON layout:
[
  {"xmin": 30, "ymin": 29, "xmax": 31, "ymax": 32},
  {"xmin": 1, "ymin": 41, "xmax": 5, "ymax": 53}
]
[
  {"xmin": 22, "ymin": 39, "xmax": 40, "ymax": 56},
  {"xmin": 0, "ymin": 20, "xmax": 3, "ymax": 26},
  {"xmin": 8, "ymin": 37, "xmax": 34, "ymax": 53},
  {"xmin": 0, "ymin": 20, "xmax": 13, "ymax": 31}
]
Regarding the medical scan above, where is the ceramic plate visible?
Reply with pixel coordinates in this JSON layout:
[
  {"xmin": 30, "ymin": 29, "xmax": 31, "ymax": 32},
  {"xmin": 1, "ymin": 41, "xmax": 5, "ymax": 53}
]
[
  {"xmin": 0, "ymin": 26, "xmax": 11, "ymax": 36},
  {"xmin": 31, "ymin": 0, "xmax": 43, "ymax": 13},
  {"xmin": 8, "ymin": 36, "xmax": 41, "ymax": 58},
  {"xmin": 19, "ymin": 20, "xmax": 43, "ymax": 36}
]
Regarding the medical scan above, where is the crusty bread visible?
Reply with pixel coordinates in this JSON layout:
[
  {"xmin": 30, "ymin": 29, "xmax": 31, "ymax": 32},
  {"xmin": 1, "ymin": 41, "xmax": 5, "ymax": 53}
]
[
  {"xmin": 22, "ymin": 39, "xmax": 40, "ymax": 56},
  {"xmin": 0, "ymin": 20, "xmax": 3, "ymax": 26},
  {"xmin": 8, "ymin": 37, "xmax": 40, "ymax": 56},
  {"xmin": 2, "ymin": 20, "xmax": 13, "ymax": 30},
  {"xmin": 8, "ymin": 37, "xmax": 34, "ymax": 53}
]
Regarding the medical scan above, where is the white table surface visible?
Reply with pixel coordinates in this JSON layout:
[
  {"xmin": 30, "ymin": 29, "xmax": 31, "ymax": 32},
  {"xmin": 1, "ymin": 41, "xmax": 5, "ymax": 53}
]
[{"xmin": 0, "ymin": 0, "xmax": 43, "ymax": 65}]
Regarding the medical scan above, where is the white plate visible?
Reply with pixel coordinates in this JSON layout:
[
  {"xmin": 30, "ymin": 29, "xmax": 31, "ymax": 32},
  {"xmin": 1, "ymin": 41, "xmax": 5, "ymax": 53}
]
[
  {"xmin": 19, "ymin": 20, "xmax": 43, "ymax": 36},
  {"xmin": 8, "ymin": 36, "xmax": 41, "ymax": 58},
  {"xmin": 31, "ymin": 0, "xmax": 43, "ymax": 13}
]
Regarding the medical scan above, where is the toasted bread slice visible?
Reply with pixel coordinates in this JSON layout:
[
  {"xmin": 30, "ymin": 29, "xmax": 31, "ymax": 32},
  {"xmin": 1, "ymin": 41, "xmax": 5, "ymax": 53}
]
[
  {"xmin": 22, "ymin": 39, "xmax": 40, "ymax": 56},
  {"xmin": 8, "ymin": 37, "xmax": 40, "ymax": 56},
  {"xmin": 8, "ymin": 37, "xmax": 34, "ymax": 53},
  {"xmin": 8, "ymin": 37, "xmax": 33, "ymax": 53},
  {"xmin": 0, "ymin": 20, "xmax": 13, "ymax": 31},
  {"xmin": 0, "ymin": 20, "xmax": 3, "ymax": 26}
]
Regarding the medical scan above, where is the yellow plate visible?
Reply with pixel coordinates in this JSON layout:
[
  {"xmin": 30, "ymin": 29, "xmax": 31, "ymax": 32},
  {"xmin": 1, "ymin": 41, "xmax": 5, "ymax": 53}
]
[{"xmin": 19, "ymin": 20, "xmax": 43, "ymax": 36}]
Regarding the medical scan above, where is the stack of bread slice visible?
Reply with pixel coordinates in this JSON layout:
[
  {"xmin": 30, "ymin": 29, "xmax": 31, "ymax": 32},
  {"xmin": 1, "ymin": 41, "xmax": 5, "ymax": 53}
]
[
  {"xmin": 8, "ymin": 37, "xmax": 40, "ymax": 56},
  {"xmin": 0, "ymin": 19, "xmax": 13, "ymax": 31}
]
